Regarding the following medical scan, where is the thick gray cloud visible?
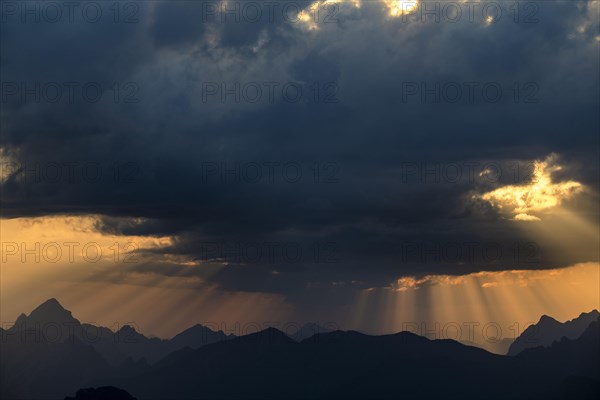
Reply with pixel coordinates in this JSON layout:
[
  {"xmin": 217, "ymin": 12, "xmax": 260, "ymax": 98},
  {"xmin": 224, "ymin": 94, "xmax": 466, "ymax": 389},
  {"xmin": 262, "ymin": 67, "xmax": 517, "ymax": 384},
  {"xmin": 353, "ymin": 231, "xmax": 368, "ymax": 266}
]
[{"xmin": 1, "ymin": 1, "xmax": 598, "ymax": 305}]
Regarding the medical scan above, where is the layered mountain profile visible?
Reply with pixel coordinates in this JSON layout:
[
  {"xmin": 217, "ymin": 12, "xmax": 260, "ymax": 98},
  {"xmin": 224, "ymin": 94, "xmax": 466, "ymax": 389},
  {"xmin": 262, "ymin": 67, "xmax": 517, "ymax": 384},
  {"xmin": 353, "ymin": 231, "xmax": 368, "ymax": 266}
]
[
  {"xmin": 508, "ymin": 310, "xmax": 600, "ymax": 356},
  {"xmin": 169, "ymin": 324, "xmax": 231, "ymax": 350},
  {"xmin": 2, "ymin": 298, "xmax": 233, "ymax": 365},
  {"xmin": 1, "ymin": 299, "xmax": 598, "ymax": 400},
  {"xmin": 0, "ymin": 299, "xmax": 237, "ymax": 398},
  {"xmin": 11, "ymin": 298, "xmax": 80, "ymax": 328},
  {"xmin": 98, "ymin": 322, "xmax": 599, "ymax": 400}
]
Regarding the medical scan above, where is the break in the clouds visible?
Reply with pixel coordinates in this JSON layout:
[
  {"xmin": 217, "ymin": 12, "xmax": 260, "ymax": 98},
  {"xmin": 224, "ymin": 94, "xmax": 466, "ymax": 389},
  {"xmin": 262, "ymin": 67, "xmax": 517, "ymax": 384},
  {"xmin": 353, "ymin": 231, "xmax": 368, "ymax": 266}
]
[
  {"xmin": 1, "ymin": 1, "xmax": 598, "ymax": 305},
  {"xmin": 477, "ymin": 153, "xmax": 584, "ymax": 222}
]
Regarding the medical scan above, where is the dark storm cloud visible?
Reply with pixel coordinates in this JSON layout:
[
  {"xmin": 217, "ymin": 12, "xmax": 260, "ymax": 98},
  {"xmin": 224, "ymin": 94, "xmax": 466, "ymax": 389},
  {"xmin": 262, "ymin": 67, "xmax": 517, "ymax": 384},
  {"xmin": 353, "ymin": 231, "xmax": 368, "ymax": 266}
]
[
  {"xmin": 1, "ymin": 1, "xmax": 598, "ymax": 302},
  {"xmin": 150, "ymin": 1, "xmax": 208, "ymax": 48}
]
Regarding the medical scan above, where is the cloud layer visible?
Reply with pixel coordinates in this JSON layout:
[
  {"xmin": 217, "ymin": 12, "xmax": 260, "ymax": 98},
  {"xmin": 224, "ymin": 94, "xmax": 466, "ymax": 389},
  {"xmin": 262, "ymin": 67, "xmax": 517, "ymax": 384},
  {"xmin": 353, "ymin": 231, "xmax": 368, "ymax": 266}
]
[{"xmin": 1, "ymin": 1, "xmax": 598, "ymax": 308}]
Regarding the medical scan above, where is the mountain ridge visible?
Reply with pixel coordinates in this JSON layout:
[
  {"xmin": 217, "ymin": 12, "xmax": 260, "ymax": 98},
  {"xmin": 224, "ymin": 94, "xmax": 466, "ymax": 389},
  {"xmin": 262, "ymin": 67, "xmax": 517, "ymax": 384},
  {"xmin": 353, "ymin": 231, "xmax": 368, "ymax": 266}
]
[
  {"xmin": 508, "ymin": 309, "xmax": 600, "ymax": 356},
  {"xmin": 3, "ymin": 299, "xmax": 599, "ymax": 399},
  {"xmin": 2, "ymin": 299, "xmax": 235, "ymax": 365}
]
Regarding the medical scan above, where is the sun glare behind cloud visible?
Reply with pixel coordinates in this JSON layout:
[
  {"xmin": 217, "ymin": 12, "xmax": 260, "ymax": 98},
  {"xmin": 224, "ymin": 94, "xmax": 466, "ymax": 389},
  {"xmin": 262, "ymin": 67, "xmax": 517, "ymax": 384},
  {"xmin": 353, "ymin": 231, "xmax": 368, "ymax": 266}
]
[
  {"xmin": 477, "ymin": 154, "xmax": 583, "ymax": 221},
  {"xmin": 352, "ymin": 262, "xmax": 599, "ymax": 353},
  {"xmin": 297, "ymin": 0, "xmax": 418, "ymax": 30},
  {"xmin": 385, "ymin": 0, "xmax": 419, "ymax": 17}
]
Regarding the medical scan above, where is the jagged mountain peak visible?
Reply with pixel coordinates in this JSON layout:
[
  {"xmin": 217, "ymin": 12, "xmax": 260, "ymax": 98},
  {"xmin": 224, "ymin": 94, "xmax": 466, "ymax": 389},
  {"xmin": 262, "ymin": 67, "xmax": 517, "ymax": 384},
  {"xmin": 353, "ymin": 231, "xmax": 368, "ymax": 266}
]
[
  {"xmin": 11, "ymin": 298, "xmax": 79, "ymax": 330},
  {"xmin": 508, "ymin": 310, "xmax": 599, "ymax": 356}
]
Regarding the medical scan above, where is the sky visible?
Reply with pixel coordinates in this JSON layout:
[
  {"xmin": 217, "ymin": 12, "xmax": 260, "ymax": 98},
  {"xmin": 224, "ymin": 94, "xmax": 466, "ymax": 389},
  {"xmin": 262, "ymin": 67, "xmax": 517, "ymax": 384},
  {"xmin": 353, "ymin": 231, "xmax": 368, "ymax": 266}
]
[{"xmin": 1, "ymin": 0, "xmax": 599, "ymax": 350}]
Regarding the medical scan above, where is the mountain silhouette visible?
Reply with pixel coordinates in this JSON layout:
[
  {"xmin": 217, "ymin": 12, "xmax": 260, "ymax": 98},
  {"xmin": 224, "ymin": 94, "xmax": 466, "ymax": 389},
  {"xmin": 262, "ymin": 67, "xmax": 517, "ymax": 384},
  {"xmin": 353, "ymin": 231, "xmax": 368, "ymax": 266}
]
[
  {"xmin": 3, "ymin": 299, "xmax": 599, "ymax": 399},
  {"xmin": 103, "ymin": 324, "xmax": 599, "ymax": 399},
  {"xmin": 169, "ymin": 323, "xmax": 232, "ymax": 349},
  {"xmin": 119, "ymin": 323, "xmax": 598, "ymax": 398},
  {"xmin": 462, "ymin": 337, "xmax": 514, "ymax": 355},
  {"xmin": 1, "ymin": 333, "xmax": 111, "ymax": 399},
  {"xmin": 9, "ymin": 298, "xmax": 80, "ymax": 332},
  {"xmin": 515, "ymin": 321, "xmax": 600, "ymax": 399},
  {"xmin": 288, "ymin": 322, "xmax": 334, "ymax": 341},
  {"xmin": 2, "ymin": 299, "xmax": 233, "ymax": 366},
  {"xmin": 0, "ymin": 299, "xmax": 235, "ymax": 398},
  {"xmin": 508, "ymin": 310, "xmax": 599, "ymax": 356}
]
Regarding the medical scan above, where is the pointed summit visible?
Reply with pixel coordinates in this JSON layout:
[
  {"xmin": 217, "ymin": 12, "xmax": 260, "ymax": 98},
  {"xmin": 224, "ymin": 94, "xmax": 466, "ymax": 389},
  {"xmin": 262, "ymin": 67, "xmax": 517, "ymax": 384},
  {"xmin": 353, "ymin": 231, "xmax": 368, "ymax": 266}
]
[
  {"xmin": 14, "ymin": 313, "xmax": 27, "ymax": 326},
  {"xmin": 170, "ymin": 324, "xmax": 230, "ymax": 349},
  {"xmin": 538, "ymin": 314, "xmax": 559, "ymax": 324},
  {"xmin": 32, "ymin": 298, "xmax": 66, "ymax": 313},
  {"xmin": 11, "ymin": 298, "xmax": 80, "ymax": 331}
]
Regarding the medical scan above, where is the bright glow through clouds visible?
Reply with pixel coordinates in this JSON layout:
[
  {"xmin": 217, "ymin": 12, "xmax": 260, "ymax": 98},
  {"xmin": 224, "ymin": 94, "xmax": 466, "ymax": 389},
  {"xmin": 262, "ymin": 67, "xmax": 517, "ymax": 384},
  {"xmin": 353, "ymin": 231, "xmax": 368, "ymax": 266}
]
[
  {"xmin": 384, "ymin": 0, "xmax": 419, "ymax": 16},
  {"xmin": 0, "ymin": 0, "xmax": 598, "ymax": 344},
  {"xmin": 298, "ymin": 0, "xmax": 418, "ymax": 30},
  {"xmin": 477, "ymin": 155, "xmax": 583, "ymax": 221}
]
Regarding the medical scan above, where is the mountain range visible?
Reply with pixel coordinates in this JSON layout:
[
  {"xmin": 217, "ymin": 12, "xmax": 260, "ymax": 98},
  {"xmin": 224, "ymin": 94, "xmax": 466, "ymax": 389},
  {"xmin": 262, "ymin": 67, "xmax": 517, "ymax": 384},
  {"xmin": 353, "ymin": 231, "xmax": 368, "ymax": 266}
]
[
  {"xmin": 3, "ymin": 298, "xmax": 233, "ymax": 365},
  {"xmin": 1, "ymin": 299, "xmax": 598, "ymax": 399},
  {"xmin": 105, "ymin": 322, "xmax": 599, "ymax": 400},
  {"xmin": 507, "ymin": 310, "xmax": 600, "ymax": 356}
]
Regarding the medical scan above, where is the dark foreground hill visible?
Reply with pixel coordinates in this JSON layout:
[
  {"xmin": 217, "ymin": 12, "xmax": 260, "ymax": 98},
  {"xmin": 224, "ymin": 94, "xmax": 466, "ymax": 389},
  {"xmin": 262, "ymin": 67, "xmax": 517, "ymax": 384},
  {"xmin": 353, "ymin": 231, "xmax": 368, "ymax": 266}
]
[{"xmin": 64, "ymin": 386, "xmax": 137, "ymax": 400}]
